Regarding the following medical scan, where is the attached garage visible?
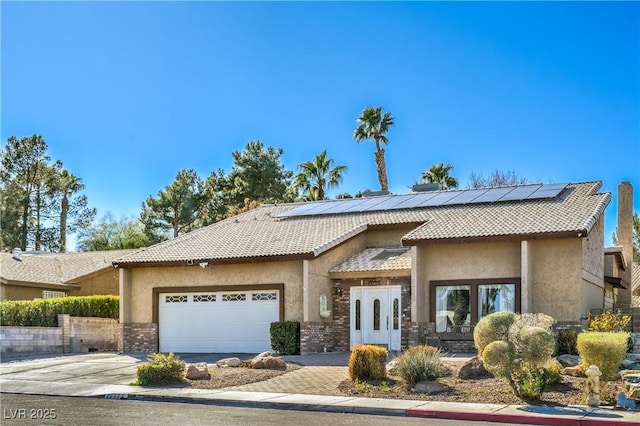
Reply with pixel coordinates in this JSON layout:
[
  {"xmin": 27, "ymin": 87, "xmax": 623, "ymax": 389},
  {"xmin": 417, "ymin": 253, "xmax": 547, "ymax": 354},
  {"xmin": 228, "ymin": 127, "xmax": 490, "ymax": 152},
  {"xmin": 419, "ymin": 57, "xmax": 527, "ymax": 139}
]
[{"xmin": 158, "ymin": 288, "xmax": 281, "ymax": 353}]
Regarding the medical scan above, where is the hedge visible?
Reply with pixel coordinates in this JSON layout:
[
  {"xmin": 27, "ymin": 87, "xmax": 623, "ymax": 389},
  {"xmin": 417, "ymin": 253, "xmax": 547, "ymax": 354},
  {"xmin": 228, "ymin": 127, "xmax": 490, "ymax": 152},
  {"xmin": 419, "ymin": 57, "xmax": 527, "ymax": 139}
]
[{"xmin": 0, "ymin": 295, "xmax": 119, "ymax": 327}]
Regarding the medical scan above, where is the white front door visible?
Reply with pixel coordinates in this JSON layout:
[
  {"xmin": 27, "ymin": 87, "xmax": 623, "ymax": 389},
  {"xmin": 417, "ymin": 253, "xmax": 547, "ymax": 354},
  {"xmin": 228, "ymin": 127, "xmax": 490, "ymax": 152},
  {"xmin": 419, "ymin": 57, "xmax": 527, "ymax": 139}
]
[{"xmin": 350, "ymin": 286, "xmax": 401, "ymax": 350}]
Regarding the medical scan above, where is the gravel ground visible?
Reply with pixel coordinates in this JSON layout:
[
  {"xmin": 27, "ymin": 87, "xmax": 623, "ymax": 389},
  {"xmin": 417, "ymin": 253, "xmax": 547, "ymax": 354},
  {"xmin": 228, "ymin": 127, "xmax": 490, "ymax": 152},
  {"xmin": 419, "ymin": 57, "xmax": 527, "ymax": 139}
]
[{"xmin": 182, "ymin": 359, "xmax": 627, "ymax": 407}]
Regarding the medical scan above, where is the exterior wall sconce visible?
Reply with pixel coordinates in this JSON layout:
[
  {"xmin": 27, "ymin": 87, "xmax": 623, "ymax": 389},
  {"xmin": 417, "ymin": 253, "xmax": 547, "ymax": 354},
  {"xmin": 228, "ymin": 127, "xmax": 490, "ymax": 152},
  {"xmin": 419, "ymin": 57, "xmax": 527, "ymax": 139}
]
[{"xmin": 320, "ymin": 293, "xmax": 331, "ymax": 318}]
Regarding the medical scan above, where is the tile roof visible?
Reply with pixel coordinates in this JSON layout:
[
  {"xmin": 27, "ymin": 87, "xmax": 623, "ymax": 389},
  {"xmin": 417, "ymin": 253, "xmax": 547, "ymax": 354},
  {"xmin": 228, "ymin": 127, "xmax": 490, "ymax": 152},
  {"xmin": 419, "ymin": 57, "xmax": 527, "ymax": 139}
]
[
  {"xmin": 1, "ymin": 249, "xmax": 136, "ymax": 286},
  {"xmin": 402, "ymin": 181, "xmax": 609, "ymax": 243},
  {"xmin": 116, "ymin": 181, "xmax": 610, "ymax": 266},
  {"xmin": 330, "ymin": 247, "xmax": 411, "ymax": 274}
]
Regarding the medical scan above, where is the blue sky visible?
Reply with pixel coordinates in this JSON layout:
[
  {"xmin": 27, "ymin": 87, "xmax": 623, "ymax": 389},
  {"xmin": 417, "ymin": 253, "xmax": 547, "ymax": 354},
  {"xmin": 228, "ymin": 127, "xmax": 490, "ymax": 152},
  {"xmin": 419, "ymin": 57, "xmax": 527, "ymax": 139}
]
[{"xmin": 2, "ymin": 1, "xmax": 639, "ymax": 248}]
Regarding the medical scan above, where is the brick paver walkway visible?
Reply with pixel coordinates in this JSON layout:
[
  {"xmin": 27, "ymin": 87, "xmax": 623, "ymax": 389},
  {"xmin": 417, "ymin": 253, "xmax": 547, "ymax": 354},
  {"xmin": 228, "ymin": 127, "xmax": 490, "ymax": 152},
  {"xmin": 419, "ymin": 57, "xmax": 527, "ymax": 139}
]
[{"xmin": 226, "ymin": 366, "xmax": 349, "ymax": 395}]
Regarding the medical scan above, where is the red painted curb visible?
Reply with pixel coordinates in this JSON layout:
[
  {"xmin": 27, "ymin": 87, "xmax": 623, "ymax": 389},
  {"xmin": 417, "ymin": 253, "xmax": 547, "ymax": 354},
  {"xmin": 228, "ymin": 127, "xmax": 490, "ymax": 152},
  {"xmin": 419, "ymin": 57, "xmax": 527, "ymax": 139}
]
[{"xmin": 405, "ymin": 409, "xmax": 640, "ymax": 425}]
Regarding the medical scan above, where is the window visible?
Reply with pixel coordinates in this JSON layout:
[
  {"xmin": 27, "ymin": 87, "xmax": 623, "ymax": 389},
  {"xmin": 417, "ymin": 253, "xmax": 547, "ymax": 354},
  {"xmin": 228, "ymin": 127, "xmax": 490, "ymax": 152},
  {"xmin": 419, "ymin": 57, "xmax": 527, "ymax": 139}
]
[
  {"xmin": 355, "ymin": 299, "xmax": 361, "ymax": 330},
  {"xmin": 393, "ymin": 298, "xmax": 399, "ymax": 330},
  {"xmin": 42, "ymin": 290, "xmax": 66, "ymax": 299},
  {"xmin": 373, "ymin": 299, "xmax": 380, "ymax": 330},
  {"xmin": 430, "ymin": 279, "xmax": 520, "ymax": 332},
  {"xmin": 222, "ymin": 293, "xmax": 246, "ymax": 302}
]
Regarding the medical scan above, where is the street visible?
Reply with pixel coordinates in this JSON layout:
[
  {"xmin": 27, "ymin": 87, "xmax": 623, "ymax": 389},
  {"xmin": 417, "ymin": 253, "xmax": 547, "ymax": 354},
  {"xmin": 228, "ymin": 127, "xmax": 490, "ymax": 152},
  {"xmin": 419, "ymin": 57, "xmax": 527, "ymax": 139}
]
[{"xmin": 1, "ymin": 394, "xmax": 518, "ymax": 426}]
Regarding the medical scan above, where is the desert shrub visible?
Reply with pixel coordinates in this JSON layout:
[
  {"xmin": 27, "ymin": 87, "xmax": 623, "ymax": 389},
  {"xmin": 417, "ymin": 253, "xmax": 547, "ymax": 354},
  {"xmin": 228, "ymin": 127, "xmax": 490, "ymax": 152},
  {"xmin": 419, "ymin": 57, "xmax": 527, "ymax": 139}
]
[
  {"xmin": 555, "ymin": 329, "xmax": 579, "ymax": 355},
  {"xmin": 473, "ymin": 311, "xmax": 517, "ymax": 354},
  {"xmin": 588, "ymin": 311, "xmax": 631, "ymax": 333},
  {"xmin": 136, "ymin": 353, "xmax": 186, "ymax": 385},
  {"xmin": 348, "ymin": 345, "xmax": 387, "ymax": 381},
  {"xmin": 576, "ymin": 332, "xmax": 629, "ymax": 380},
  {"xmin": 518, "ymin": 326, "xmax": 555, "ymax": 367},
  {"xmin": 476, "ymin": 312, "xmax": 556, "ymax": 399},
  {"xmin": 0, "ymin": 296, "xmax": 119, "ymax": 326},
  {"xmin": 395, "ymin": 345, "xmax": 447, "ymax": 386},
  {"xmin": 270, "ymin": 321, "xmax": 300, "ymax": 355}
]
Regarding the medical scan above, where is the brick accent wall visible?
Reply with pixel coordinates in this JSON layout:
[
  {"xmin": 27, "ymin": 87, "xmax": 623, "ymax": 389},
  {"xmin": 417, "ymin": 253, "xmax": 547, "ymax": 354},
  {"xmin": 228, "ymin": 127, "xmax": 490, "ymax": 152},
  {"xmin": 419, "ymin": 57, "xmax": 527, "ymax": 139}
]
[
  {"xmin": 300, "ymin": 322, "xmax": 340, "ymax": 354},
  {"xmin": 118, "ymin": 323, "xmax": 158, "ymax": 353},
  {"xmin": 330, "ymin": 278, "xmax": 411, "ymax": 353}
]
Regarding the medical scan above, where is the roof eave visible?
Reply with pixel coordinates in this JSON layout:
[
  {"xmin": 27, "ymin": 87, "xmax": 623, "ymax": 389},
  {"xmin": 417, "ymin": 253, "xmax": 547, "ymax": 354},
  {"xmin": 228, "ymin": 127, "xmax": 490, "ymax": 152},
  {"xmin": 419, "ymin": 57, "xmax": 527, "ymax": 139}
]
[{"xmin": 402, "ymin": 230, "xmax": 588, "ymax": 246}]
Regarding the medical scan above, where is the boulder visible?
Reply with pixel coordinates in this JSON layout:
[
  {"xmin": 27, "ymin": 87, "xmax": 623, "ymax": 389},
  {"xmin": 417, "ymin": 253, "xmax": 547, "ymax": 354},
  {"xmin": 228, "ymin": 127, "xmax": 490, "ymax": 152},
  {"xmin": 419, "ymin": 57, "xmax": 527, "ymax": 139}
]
[
  {"xmin": 557, "ymin": 354, "xmax": 580, "ymax": 368},
  {"xmin": 253, "ymin": 351, "xmax": 273, "ymax": 360},
  {"xmin": 414, "ymin": 381, "xmax": 446, "ymax": 394},
  {"xmin": 251, "ymin": 355, "xmax": 286, "ymax": 370},
  {"xmin": 562, "ymin": 365, "xmax": 584, "ymax": 377},
  {"xmin": 216, "ymin": 357, "xmax": 241, "ymax": 368},
  {"xmin": 457, "ymin": 356, "xmax": 491, "ymax": 380},
  {"xmin": 186, "ymin": 362, "xmax": 210, "ymax": 380}
]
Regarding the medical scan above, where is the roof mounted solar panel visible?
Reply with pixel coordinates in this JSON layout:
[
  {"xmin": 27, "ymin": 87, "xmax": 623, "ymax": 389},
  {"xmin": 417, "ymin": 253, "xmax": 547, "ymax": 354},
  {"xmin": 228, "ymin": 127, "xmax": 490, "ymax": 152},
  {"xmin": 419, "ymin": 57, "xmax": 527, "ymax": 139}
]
[
  {"xmin": 316, "ymin": 198, "xmax": 366, "ymax": 214},
  {"xmin": 497, "ymin": 185, "xmax": 540, "ymax": 202},
  {"xmin": 527, "ymin": 183, "xmax": 568, "ymax": 199},
  {"xmin": 471, "ymin": 186, "xmax": 516, "ymax": 203},
  {"xmin": 417, "ymin": 190, "xmax": 463, "ymax": 207},
  {"xmin": 341, "ymin": 195, "xmax": 393, "ymax": 213},
  {"xmin": 369, "ymin": 194, "xmax": 417, "ymax": 211},
  {"xmin": 442, "ymin": 188, "xmax": 489, "ymax": 205}
]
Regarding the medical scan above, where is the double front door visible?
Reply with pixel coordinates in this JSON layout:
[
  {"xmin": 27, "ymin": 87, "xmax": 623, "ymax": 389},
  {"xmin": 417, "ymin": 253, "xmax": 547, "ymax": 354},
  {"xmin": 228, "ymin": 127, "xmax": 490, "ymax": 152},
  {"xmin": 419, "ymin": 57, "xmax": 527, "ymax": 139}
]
[{"xmin": 350, "ymin": 286, "xmax": 401, "ymax": 350}]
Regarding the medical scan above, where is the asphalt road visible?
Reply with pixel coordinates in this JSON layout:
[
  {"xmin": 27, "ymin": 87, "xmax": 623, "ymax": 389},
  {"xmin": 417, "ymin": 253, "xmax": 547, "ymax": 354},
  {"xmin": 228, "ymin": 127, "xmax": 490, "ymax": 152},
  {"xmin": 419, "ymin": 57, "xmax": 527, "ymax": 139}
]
[{"xmin": 1, "ymin": 394, "xmax": 519, "ymax": 426}]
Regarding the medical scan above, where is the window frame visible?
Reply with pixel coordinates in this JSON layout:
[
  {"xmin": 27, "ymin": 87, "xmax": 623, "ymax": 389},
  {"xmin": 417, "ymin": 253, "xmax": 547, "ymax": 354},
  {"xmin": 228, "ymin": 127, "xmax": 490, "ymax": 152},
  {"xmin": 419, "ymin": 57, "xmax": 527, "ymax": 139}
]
[{"xmin": 429, "ymin": 278, "xmax": 521, "ymax": 329}]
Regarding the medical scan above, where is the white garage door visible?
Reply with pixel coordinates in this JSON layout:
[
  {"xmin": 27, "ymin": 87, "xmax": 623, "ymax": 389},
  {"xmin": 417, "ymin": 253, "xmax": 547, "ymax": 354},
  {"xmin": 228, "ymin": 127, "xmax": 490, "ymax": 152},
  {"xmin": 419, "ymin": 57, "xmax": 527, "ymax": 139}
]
[{"xmin": 159, "ymin": 290, "xmax": 280, "ymax": 353}]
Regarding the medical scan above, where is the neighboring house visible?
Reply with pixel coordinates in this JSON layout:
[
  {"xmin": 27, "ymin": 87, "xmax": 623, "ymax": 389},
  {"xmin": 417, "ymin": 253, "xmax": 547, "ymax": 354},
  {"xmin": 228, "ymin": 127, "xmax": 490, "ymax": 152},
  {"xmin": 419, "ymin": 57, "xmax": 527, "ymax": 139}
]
[
  {"xmin": 1, "ymin": 249, "xmax": 136, "ymax": 300},
  {"xmin": 114, "ymin": 181, "xmax": 634, "ymax": 355}
]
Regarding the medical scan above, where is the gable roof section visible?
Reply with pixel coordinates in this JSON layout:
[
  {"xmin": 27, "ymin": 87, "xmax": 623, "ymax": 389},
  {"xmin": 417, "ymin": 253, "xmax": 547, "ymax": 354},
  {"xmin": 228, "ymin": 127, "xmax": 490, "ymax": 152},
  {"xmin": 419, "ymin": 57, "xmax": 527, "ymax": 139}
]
[
  {"xmin": 115, "ymin": 181, "xmax": 610, "ymax": 267},
  {"xmin": 1, "ymin": 249, "xmax": 136, "ymax": 287},
  {"xmin": 402, "ymin": 181, "xmax": 610, "ymax": 244},
  {"xmin": 329, "ymin": 247, "xmax": 411, "ymax": 279},
  {"xmin": 115, "ymin": 205, "xmax": 429, "ymax": 267}
]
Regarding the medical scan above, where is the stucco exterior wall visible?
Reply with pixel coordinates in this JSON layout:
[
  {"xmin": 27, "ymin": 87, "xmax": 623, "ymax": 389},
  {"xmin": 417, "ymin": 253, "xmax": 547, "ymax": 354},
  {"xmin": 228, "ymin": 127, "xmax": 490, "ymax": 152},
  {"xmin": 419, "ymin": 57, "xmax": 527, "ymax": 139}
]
[
  {"xmin": 305, "ymin": 234, "xmax": 367, "ymax": 322},
  {"xmin": 582, "ymin": 215, "xmax": 605, "ymax": 286},
  {"xmin": 127, "ymin": 260, "xmax": 303, "ymax": 323},
  {"xmin": 366, "ymin": 228, "xmax": 412, "ymax": 247},
  {"xmin": 0, "ymin": 285, "xmax": 44, "ymax": 301},
  {"xmin": 416, "ymin": 241, "xmax": 521, "ymax": 322},
  {"xmin": 74, "ymin": 269, "xmax": 120, "ymax": 296},
  {"xmin": 529, "ymin": 238, "xmax": 584, "ymax": 321}
]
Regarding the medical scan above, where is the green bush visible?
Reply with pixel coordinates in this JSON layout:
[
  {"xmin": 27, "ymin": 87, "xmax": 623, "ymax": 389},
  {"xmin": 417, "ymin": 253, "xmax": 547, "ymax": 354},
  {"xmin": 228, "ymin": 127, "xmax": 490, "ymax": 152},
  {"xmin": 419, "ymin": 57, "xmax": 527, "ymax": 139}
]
[
  {"xmin": 395, "ymin": 345, "xmax": 447, "ymax": 386},
  {"xmin": 576, "ymin": 332, "xmax": 629, "ymax": 380},
  {"xmin": 473, "ymin": 311, "xmax": 516, "ymax": 355},
  {"xmin": 348, "ymin": 345, "xmax": 387, "ymax": 381},
  {"xmin": 136, "ymin": 353, "xmax": 186, "ymax": 385},
  {"xmin": 270, "ymin": 321, "xmax": 300, "ymax": 355},
  {"xmin": 555, "ymin": 329, "xmax": 579, "ymax": 355},
  {"xmin": 0, "ymin": 296, "xmax": 119, "ymax": 326},
  {"xmin": 476, "ymin": 312, "xmax": 556, "ymax": 399},
  {"xmin": 588, "ymin": 311, "xmax": 631, "ymax": 333}
]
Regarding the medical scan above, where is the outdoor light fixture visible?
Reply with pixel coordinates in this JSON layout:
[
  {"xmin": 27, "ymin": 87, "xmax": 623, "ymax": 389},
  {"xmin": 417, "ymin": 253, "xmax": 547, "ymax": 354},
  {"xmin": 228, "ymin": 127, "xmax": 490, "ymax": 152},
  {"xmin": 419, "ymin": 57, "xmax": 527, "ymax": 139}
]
[{"xmin": 199, "ymin": 262, "xmax": 209, "ymax": 269}]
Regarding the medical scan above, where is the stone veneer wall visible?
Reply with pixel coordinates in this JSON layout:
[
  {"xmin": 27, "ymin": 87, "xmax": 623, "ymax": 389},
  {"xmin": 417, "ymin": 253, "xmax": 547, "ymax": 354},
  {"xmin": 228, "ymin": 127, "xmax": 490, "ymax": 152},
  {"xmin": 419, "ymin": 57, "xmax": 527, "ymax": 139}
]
[
  {"xmin": 70, "ymin": 317, "xmax": 118, "ymax": 352},
  {"xmin": 118, "ymin": 323, "xmax": 158, "ymax": 353}
]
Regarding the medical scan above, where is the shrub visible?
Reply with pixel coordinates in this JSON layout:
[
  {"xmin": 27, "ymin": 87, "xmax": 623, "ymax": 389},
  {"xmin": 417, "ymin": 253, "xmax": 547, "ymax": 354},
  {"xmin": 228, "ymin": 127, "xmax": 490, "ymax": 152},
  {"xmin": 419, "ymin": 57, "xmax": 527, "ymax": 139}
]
[
  {"xmin": 0, "ymin": 296, "xmax": 119, "ymax": 326},
  {"xmin": 476, "ymin": 312, "xmax": 556, "ymax": 399},
  {"xmin": 348, "ymin": 345, "xmax": 387, "ymax": 381},
  {"xmin": 555, "ymin": 329, "xmax": 579, "ymax": 355},
  {"xmin": 576, "ymin": 332, "xmax": 629, "ymax": 380},
  {"xmin": 270, "ymin": 321, "xmax": 300, "ymax": 355},
  {"xmin": 588, "ymin": 311, "xmax": 631, "ymax": 333},
  {"xmin": 473, "ymin": 311, "xmax": 516, "ymax": 355},
  {"xmin": 395, "ymin": 345, "xmax": 447, "ymax": 386},
  {"xmin": 136, "ymin": 353, "xmax": 186, "ymax": 385}
]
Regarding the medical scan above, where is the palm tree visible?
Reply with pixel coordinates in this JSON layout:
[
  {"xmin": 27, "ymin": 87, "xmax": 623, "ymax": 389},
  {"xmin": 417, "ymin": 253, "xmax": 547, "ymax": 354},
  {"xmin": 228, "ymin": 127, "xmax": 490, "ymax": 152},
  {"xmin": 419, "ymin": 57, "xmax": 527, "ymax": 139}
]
[
  {"xmin": 353, "ymin": 106, "xmax": 395, "ymax": 191},
  {"xmin": 294, "ymin": 150, "xmax": 347, "ymax": 201},
  {"xmin": 57, "ymin": 169, "xmax": 84, "ymax": 252},
  {"xmin": 421, "ymin": 163, "xmax": 459, "ymax": 190}
]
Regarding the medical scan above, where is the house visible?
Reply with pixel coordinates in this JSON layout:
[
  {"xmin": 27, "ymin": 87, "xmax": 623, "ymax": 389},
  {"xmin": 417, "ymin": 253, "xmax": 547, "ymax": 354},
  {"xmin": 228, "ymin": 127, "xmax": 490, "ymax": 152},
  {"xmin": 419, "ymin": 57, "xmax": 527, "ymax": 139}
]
[
  {"xmin": 0, "ymin": 249, "xmax": 135, "ymax": 300},
  {"xmin": 114, "ymin": 180, "xmax": 634, "ymax": 354}
]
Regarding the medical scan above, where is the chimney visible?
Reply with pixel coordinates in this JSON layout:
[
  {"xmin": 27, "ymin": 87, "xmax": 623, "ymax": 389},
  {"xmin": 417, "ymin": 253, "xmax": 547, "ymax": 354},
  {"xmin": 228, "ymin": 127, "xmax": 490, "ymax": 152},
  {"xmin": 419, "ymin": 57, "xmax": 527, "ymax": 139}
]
[{"xmin": 617, "ymin": 181, "xmax": 633, "ymax": 308}]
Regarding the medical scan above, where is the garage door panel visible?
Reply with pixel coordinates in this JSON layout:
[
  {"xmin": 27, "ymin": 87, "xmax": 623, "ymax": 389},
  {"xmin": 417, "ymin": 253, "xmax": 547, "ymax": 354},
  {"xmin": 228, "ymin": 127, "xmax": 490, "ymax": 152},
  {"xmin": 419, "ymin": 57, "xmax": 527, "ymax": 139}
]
[{"xmin": 159, "ymin": 290, "xmax": 280, "ymax": 353}]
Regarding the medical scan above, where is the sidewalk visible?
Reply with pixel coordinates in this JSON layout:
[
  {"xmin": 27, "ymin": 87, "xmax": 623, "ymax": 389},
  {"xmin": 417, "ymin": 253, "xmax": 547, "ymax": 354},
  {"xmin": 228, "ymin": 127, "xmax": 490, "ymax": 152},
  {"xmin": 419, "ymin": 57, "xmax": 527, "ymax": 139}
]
[{"xmin": 1, "ymin": 352, "xmax": 638, "ymax": 425}]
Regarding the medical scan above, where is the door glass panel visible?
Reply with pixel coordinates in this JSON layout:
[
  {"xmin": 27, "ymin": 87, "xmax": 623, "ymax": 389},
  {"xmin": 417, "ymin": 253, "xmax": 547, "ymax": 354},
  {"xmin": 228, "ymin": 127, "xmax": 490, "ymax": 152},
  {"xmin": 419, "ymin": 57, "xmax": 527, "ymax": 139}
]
[
  {"xmin": 435, "ymin": 285, "xmax": 470, "ymax": 332},
  {"xmin": 355, "ymin": 299, "xmax": 361, "ymax": 330},
  {"xmin": 479, "ymin": 284, "xmax": 515, "ymax": 320},
  {"xmin": 393, "ymin": 298, "xmax": 399, "ymax": 330},
  {"xmin": 373, "ymin": 299, "xmax": 380, "ymax": 331}
]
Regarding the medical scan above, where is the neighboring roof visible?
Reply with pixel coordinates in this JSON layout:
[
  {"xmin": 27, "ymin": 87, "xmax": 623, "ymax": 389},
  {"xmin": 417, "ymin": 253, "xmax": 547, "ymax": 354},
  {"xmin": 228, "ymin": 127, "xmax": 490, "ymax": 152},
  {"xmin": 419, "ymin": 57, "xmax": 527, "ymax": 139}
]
[
  {"xmin": 604, "ymin": 246, "xmax": 627, "ymax": 270},
  {"xmin": 116, "ymin": 181, "xmax": 610, "ymax": 267},
  {"xmin": 329, "ymin": 247, "xmax": 411, "ymax": 279},
  {"xmin": 1, "ymin": 249, "xmax": 136, "ymax": 288}
]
